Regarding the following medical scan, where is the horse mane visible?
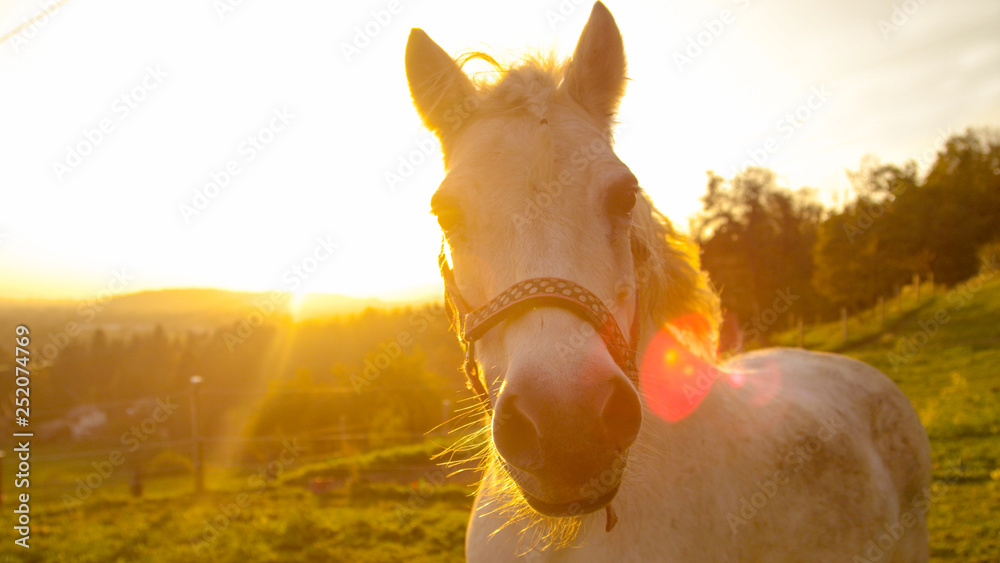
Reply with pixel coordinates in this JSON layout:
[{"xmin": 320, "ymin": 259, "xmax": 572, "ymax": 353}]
[
  {"xmin": 444, "ymin": 51, "xmax": 571, "ymax": 142},
  {"xmin": 630, "ymin": 193, "xmax": 721, "ymax": 360}
]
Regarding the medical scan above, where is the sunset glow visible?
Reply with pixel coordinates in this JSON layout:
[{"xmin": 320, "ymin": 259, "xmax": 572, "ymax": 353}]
[{"xmin": 1, "ymin": 0, "xmax": 996, "ymax": 301}]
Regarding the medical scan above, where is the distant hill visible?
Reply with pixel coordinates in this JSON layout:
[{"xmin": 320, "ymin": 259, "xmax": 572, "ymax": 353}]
[
  {"xmin": 104, "ymin": 288, "xmax": 284, "ymax": 319},
  {"xmin": 0, "ymin": 287, "xmax": 431, "ymax": 335},
  {"xmin": 294, "ymin": 292, "xmax": 389, "ymax": 319}
]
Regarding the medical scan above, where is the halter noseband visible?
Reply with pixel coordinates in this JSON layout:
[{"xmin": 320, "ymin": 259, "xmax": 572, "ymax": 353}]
[{"xmin": 438, "ymin": 244, "xmax": 641, "ymax": 414}]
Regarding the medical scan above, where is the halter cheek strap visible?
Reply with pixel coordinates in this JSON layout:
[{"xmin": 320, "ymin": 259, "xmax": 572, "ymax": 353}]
[
  {"xmin": 438, "ymin": 247, "xmax": 493, "ymax": 408},
  {"xmin": 438, "ymin": 243, "xmax": 641, "ymax": 414}
]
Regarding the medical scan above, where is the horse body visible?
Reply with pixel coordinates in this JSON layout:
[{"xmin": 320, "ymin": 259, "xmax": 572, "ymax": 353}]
[
  {"xmin": 404, "ymin": 3, "xmax": 930, "ymax": 561},
  {"xmin": 467, "ymin": 347, "xmax": 931, "ymax": 561}
]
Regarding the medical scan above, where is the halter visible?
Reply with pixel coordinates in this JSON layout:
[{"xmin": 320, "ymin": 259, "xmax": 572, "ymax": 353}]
[
  {"xmin": 438, "ymin": 243, "xmax": 641, "ymax": 414},
  {"xmin": 439, "ymin": 243, "xmax": 641, "ymax": 532}
]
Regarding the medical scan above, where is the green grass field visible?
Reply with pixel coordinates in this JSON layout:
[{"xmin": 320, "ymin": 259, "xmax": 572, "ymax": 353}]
[
  {"xmin": 2, "ymin": 274, "xmax": 998, "ymax": 562},
  {"xmin": 0, "ymin": 439, "xmax": 477, "ymax": 563},
  {"xmin": 2, "ymin": 488, "xmax": 470, "ymax": 563}
]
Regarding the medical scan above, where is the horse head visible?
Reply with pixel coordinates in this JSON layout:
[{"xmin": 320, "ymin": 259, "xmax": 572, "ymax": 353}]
[{"xmin": 406, "ymin": 3, "xmax": 645, "ymax": 518}]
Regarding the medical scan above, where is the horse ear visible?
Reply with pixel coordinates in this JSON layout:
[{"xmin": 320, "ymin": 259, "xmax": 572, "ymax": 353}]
[
  {"xmin": 564, "ymin": 2, "xmax": 627, "ymax": 127},
  {"xmin": 405, "ymin": 28, "xmax": 476, "ymax": 140}
]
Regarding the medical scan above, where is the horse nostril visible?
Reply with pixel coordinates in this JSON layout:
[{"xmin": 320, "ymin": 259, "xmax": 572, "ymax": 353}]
[
  {"xmin": 602, "ymin": 377, "xmax": 642, "ymax": 451},
  {"xmin": 492, "ymin": 394, "xmax": 543, "ymax": 472}
]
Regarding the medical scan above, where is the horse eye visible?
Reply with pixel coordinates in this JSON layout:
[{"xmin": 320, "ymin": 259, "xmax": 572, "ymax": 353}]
[
  {"xmin": 606, "ymin": 182, "xmax": 638, "ymax": 216},
  {"xmin": 431, "ymin": 191, "xmax": 465, "ymax": 234}
]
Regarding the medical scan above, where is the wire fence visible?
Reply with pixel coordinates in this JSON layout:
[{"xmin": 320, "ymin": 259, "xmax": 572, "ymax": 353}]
[
  {"xmin": 792, "ymin": 274, "xmax": 935, "ymax": 347},
  {"xmin": 0, "ymin": 382, "xmax": 479, "ymax": 505}
]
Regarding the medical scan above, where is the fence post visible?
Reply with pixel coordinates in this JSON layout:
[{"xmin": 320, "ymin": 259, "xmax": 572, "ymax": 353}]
[
  {"xmin": 841, "ymin": 307, "xmax": 848, "ymax": 342},
  {"xmin": 190, "ymin": 375, "xmax": 204, "ymax": 495},
  {"xmin": 928, "ymin": 271, "xmax": 934, "ymax": 294},
  {"xmin": 797, "ymin": 318, "xmax": 804, "ymax": 348},
  {"xmin": 878, "ymin": 296, "xmax": 885, "ymax": 327}
]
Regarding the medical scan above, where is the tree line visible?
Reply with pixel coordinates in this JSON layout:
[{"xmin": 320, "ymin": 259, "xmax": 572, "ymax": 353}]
[
  {"xmin": 12, "ymin": 306, "xmax": 466, "ymax": 462},
  {"xmin": 693, "ymin": 127, "xmax": 1000, "ymax": 346}
]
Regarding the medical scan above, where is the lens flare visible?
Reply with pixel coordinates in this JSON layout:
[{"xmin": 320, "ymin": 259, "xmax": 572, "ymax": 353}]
[{"xmin": 638, "ymin": 314, "xmax": 746, "ymax": 423}]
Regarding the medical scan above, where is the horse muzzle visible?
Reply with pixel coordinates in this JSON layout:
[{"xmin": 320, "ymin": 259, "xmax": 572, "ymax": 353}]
[{"xmin": 491, "ymin": 361, "xmax": 641, "ymax": 517}]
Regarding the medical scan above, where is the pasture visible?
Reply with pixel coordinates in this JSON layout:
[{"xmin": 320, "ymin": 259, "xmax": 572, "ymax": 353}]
[{"xmin": 1, "ymin": 274, "xmax": 997, "ymax": 562}]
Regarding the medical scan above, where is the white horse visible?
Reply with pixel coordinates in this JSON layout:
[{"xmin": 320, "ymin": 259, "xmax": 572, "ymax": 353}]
[{"xmin": 404, "ymin": 3, "xmax": 931, "ymax": 561}]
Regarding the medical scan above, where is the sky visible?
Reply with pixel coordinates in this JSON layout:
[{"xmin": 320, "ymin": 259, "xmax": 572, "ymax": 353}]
[{"xmin": 1, "ymin": 0, "xmax": 998, "ymax": 302}]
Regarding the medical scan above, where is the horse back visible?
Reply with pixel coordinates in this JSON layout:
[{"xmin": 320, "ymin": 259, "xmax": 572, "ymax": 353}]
[{"xmin": 716, "ymin": 348, "xmax": 931, "ymax": 562}]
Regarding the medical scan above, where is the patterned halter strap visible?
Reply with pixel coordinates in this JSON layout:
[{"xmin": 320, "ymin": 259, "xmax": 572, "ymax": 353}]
[{"xmin": 438, "ymin": 243, "xmax": 641, "ymax": 414}]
